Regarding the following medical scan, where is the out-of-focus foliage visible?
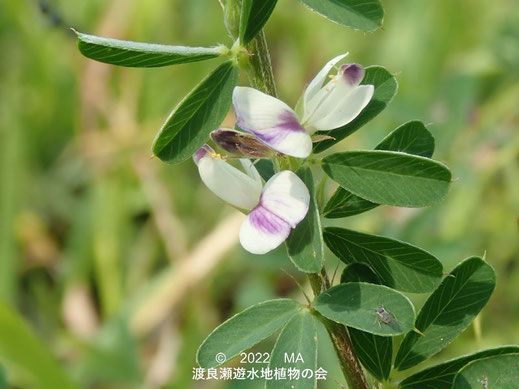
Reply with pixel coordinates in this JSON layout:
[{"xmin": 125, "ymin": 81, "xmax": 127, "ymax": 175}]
[{"xmin": 0, "ymin": 0, "xmax": 518, "ymax": 387}]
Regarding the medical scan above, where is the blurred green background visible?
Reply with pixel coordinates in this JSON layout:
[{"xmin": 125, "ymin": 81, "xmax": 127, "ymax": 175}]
[{"xmin": 1, "ymin": 0, "xmax": 518, "ymax": 387}]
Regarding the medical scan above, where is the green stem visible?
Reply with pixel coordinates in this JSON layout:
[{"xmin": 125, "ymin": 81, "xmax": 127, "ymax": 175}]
[
  {"xmin": 242, "ymin": 18, "xmax": 368, "ymax": 389},
  {"xmin": 316, "ymin": 173, "xmax": 328, "ymax": 213},
  {"xmin": 321, "ymin": 315, "xmax": 371, "ymax": 389},
  {"xmin": 223, "ymin": 0, "xmax": 242, "ymax": 40},
  {"xmin": 245, "ymin": 31, "xmax": 277, "ymax": 97}
]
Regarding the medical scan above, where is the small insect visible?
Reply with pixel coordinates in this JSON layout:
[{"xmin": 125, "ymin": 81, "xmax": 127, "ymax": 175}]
[
  {"xmin": 374, "ymin": 307, "xmax": 401, "ymax": 331},
  {"xmin": 375, "ymin": 307, "xmax": 395, "ymax": 324},
  {"xmin": 478, "ymin": 375, "xmax": 488, "ymax": 389}
]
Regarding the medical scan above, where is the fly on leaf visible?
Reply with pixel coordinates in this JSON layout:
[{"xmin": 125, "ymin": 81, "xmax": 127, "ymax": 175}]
[{"xmin": 375, "ymin": 307, "xmax": 402, "ymax": 332}]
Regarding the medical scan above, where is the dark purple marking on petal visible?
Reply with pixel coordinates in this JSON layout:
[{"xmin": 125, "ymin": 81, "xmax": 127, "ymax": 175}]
[
  {"xmin": 237, "ymin": 110, "xmax": 305, "ymax": 151},
  {"xmin": 248, "ymin": 204, "xmax": 290, "ymax": 235},
  {"xmin": 340, "ymin": 63, "xmax": 365, "ymax": 86},
  {"xmin": 192, "ymin": 144, "xmax": 214, "ymax": 164},
  {"xmin": 277, "ymin": 110, "xmax": 306, "ymax": 133},
  {"xmin": 259, "ymin": 192, "xmax": 308, "ymax": 228}
]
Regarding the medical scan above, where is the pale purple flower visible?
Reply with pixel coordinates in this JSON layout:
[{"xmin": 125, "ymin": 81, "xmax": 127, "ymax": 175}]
[
  {"xmin": 194, "ymin": 145, "xmax": 310, "ymax": 254},
  {"xmin": 232, "ymin": 53, "xmax": 374, "ymax": 158}
]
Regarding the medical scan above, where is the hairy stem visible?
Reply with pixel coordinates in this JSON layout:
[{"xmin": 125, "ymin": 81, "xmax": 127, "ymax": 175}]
[
  {"xmin": 245, "ymin": 31, "xmax": 277, "ymax": 97},
  {"xmin": 320, "ymin": 314, "xmax": 371, "ymax": 389}
]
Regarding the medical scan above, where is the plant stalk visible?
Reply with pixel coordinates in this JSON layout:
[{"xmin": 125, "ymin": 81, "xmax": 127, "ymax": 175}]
[
  {"xmin": 243, "ymin": 20, "xmax": 369, "ymax": 388},
  {"xmin": 245, "ymin": 31, "xmax": 278, "ymax": 97},
  {"xmin": 321, "ymin": 315, "xmax": 371, "ymax": 389}
]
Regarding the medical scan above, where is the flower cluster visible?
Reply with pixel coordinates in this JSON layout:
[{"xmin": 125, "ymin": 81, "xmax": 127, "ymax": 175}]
[{"xmin": 193, "ymin": 53, "xmax": 373, "ymax": 254}]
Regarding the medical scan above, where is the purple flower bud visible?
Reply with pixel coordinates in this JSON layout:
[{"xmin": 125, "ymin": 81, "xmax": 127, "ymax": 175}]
[{"xmin": 210, "ymin": 129, "xmax": 282, "ymax": 158}]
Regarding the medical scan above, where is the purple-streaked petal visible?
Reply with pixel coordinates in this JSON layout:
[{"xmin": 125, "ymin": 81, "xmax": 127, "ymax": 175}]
[
  {"xmin": 233, "ymin": 87, "xmax": 313, "ymax": 158},
  {"xmin": 238, "ymin": 170, "xmax": 310, "ymax": 254},
  {"xmin": 193, "ymin": 144, "xmax": 213, "ymax": 164},
  {"xmin": 260, "ymin": 170, "xmax": 310, "ymax": 228},
  {"xmin": 239, "ymin": 170, "xmax": 310, "ymax": 254},
  {"xmin": 304, "ymin": 63, "xmax": 372, "ymax": 133},
  {"xmin": 195, "ymin": 149, "xmax": 262, "ymax": 211},
  {"xmin": 303, "ymin": 53, "xmax": 348, "ymax": 117},
  {"xmin": 239, "ymin": 205, "xmax": 291, "ymax": 254},
  {"xmin": 341, "ymin": 63, "xmax": 365, "ymax": 87}
]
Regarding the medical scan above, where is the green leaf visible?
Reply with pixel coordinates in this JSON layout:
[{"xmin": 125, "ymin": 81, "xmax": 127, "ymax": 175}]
[
  {"xmin": 314, "ymin": 283, "xmax": 415, "ymax": 336},
  {"xmin": 286, "ymin": 168, "xmax": 324, "ymax": 273},
  {"xmin": 0, "ymin": 300, "xmax": 79, "ymax": 389},
  {"xmin": 240, "ymin": 0, "xmax": 278, "ymax": 45},
  {"xmin": 376, "ymin": 120, "xmax": 435, "ymax": 158},
  {"xmin": 254, "ymin": 159, "xmax": 276, "ymax": 181},
  {"xmin": 322, "ymin": 150, "xmax": 452, "ymax": 208},
  {"xmin": 394, "ymin": 257, "xmax": 496, "ymax": 371},
  {"xmin": 323, "ymin": 120, "xmax": 435, "ymax": 218},
  {"xmin": 349, "ymin": 327, "xmax": 392, "ymax": 382},
  {"xmin": 452, "ymin": 354, "xmax": 519, "ymax": 389},
  {"xmin": 76, "ymin": 31, "xmax": 224, "ymax": 67},
  {"xmin": 341, "ymin": 263, "xmax": 381, "ymax": 284},
  {"xmin": 297, "ymin": 0, "xmax": 383, "ymax": 31},
  {"xmin": 197, "ymin": 299, "xmax": 302, "ymax": 368},
  {"xmin": 400, "ymin": 346, "xmax": 519, "ymax": 389},
  {"xmin": 267, "ymin": 311, "xmax": 317, "ymax": 389},
  {"xmin": 323, "ymin": 187, "xmax": 378, "ymax": 218},
  {"xmin": 314, "ymin": 66, "xmax": 397, "ymax": 153},
  {"xmin": 324, "ymin": 227, "xmax": 443, "ymax": 293},
  {"xmin": 339, "ymin": 262, "xmax": 391, "ymax": 381},
  {"xmin": 152, "ymin": 61, "xmax": 238, "ymax": 163}
]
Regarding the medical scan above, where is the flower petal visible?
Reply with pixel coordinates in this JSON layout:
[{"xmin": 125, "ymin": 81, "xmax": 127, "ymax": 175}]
[
  {"xmin": 239, "ymin": 170, "xmax": 310, "ymax": 254},
  {"xmin": 195, "ymin": 146, "xmax": 262, "ymax": 211},
  {"xmin": 233, "ymin": 87, "xmax": 312, "ymax": 158},
  {"xmin": 308, "ymin": 84, "xmax": 374, "ymax": 131},
  {"xmin": 341, "ymin": 63, "xmax": 366, "ymax": 86},
  {"xmin": 193, "ymin": 144, "xmax": 211, "ymax": 164},
  {"xmin": 304, "ymin": 64, "xmax": 372, "ymax": 133},
  {"xmin": 260, "ymin": 170, "xmax": 310, "ymax": 228},
  {"xmin": 239, "ymin": 158, "xmax": 263, "ymax": 187},
  {"xmin": 303, "ymin": 53, "xmax": 348, "ymax": 117},
  {"xmin": 239, "ymin": 205, "xmax": 291, "ymax": 254}
]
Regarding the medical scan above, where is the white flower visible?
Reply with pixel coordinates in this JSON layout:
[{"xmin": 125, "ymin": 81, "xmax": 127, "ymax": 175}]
[
  {"xmin": 232, "ymin": 53, "xmax": 374, "ymax": 159},
  {"xmin": 193, "ymin": 145, "xmax": 310, "ymax": 254}
]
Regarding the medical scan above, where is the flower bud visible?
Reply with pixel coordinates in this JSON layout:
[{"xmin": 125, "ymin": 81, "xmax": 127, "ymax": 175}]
[{"xmin": 210, "ymin": 128, "xmax": 282, "ymax": 159}]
